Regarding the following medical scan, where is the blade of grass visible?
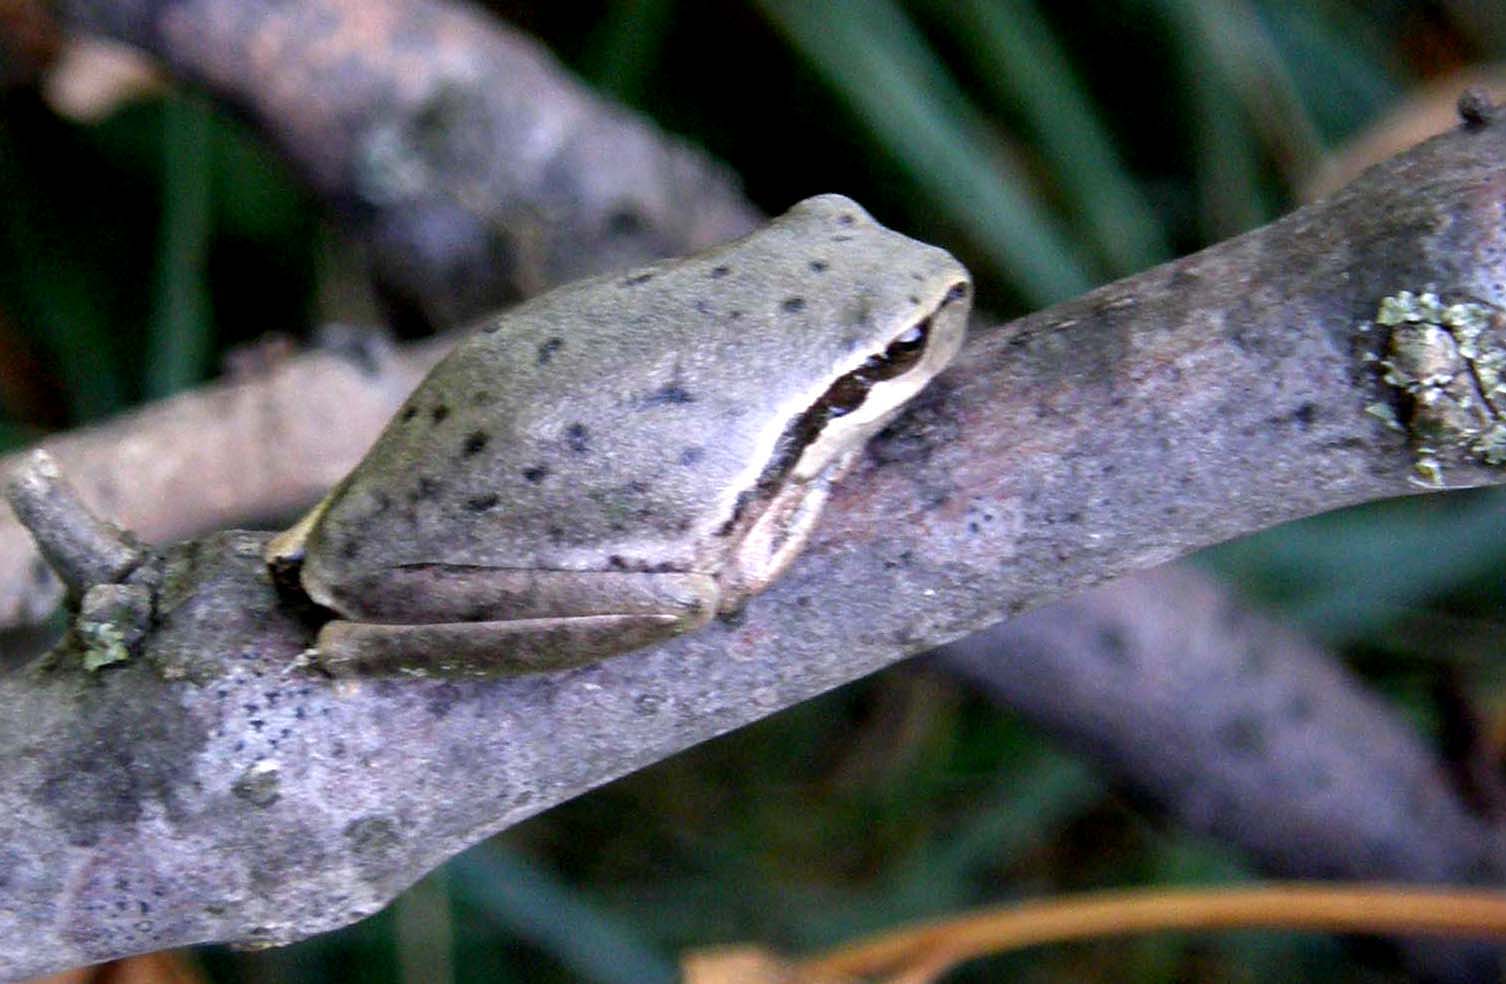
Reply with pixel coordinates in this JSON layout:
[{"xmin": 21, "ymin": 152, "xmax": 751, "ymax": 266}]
[
  {"xmin": 1194, "ymin": 64, "xmax": 1269, "ymax": 239},
  {"xmin": 754, "ymin": 0, "xmax": 1096, "ymax": 304},
  {"xmin": 1200, "ymin": 490, "xmax": 1506, "ymax": 641},
  {"xmin": 1156, "ymin": 0, "xmax": 1326, "ymax": 187},
  {"xmin": 147, "ymin": 92, "xmax": 213, "ymax": 399},
  {"xmin": 799, "ymin": 748, "xmax": 1104, "ymax": 945},
  {"xmin": 448, "ymin": 843, "xmax": 678, "ymax": 984},
  {"xmin": 801, "ymin": 883, "xmax": 1506, "ymax": 979},
  {"xmin": 0, "ymin": 122, "xmax": 127, "ymax": 420},
  {"xmin": 1147, "ymin": 835, "xmax": 1345, "ymax": 980},
  {"xmin": 395, "ymin": 869, "xmax": 454, "ymax": 984},
  {"xmin": 1127, "ymin": 0, "xmax": 1271, "ymax": 238},
  {"xmin": 581, "ymin": 0, "xmax": 678, "ymax": 104},
  {"xmin": 884, "ymin": 749, "xmax": 1103, "ymax": 908},
  {"xmin": 1258, "ymin": 2, "xmax": 1400, "ymax": 144},
  {"xmin": 0, "ymin": 420, "xmax": 41, "ymax": 452},
  {"xmin": 927, "ymin": 0, "xmax": 1171, "ymax": 276}
]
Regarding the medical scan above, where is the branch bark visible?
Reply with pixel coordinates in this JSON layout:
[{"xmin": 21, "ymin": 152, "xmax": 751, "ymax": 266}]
[{"xmin": 4, "ymin": 109, "xmax": 1506, "ymax": 977}]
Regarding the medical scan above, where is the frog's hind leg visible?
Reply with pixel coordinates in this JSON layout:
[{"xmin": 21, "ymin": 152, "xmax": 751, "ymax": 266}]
[{"xmin": 313, "ymin": 611, "xmax": 703, "ymax": 676}]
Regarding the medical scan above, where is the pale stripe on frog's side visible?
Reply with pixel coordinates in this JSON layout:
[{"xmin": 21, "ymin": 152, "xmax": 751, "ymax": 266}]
[{"xmin": 266, "ymin": 194, "xmax": 973, "ymax": 676}]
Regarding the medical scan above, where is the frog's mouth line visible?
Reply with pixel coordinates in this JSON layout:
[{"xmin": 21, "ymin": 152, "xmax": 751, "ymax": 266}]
[{"xmin": 715, "ymin": 279, "xmax": 970, "ymax": 543}]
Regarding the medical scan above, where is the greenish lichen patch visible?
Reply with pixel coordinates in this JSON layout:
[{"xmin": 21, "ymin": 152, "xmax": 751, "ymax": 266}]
[
  {"xmin": 1363, "ymin": 290, "xmax": 1506, "ymax": 486},
  {"xmin": 232, "ymin": 759, "xmax": 282, "ymax": 807},
  {"xmin": 76, "ymin": 583, "xmax": 153, "ymax": 671}
]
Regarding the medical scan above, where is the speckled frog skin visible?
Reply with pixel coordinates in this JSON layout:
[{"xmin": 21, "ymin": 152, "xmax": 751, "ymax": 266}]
[{"xmin": 267, "ymin": 194, "xmax": 972, "ymax": 676}]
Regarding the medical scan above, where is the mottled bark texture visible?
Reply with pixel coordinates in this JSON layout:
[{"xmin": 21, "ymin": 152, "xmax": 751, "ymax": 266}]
[{"xmin": 5, "ymin": 110, "xmax": 1506, "ymax": 978}]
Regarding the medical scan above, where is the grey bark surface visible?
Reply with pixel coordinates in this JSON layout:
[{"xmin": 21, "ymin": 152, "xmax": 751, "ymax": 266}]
[{"xmin": 4, "ymin": 110, "xmax": 1506, "ymax": 977}]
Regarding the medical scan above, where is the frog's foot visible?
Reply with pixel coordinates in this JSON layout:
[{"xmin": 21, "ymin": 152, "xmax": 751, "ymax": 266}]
[{"xmin": 312, "ymin": 611, "xmax": 704, "ymax": 677}]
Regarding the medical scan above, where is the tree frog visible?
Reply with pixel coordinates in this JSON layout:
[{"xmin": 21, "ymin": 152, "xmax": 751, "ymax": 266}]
[{"xmin": 267, "ymin": 194, "xmax": 972, "ymax": 676}]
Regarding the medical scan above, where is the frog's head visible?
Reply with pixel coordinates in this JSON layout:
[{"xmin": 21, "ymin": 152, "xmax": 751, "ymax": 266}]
[{"xmin": 718, "ymin": 195, "xmax": 973, "ymax": 608}]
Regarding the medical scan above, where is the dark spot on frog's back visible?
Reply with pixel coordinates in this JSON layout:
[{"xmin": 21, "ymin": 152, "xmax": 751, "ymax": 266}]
[
  {"xmin": 522, "ymin": 465, "xmax": 549, "ymax": 483},
  {"xmin": 679, "ymin": 446, "xmax": 705, "ymax": 467},
  {"xmin": 465, "ymin": 493, "xmax": 499, "ymax": 512},
  {"xmin": 399, "ymin": 405, "xmax": 418, "ymax": 423},
  {"xmin": 566, "ymin": 423, "xmax": 590, "ymax": 453},
  {"xmin": 537, "ymin": 337, "xmax": 564, "ymax": 365},
  {"xmin": 461, "ymin": 431, "xmax": 489, "ymax": 457},
  {"xmin": 782, "ymin": 297, "xmax": 806, "ymax": 314},
  {"xmin": 710, "ymin": 265, "xmax": 731, "ymax": 279},
  {"xmin": 622, "ymin": 271, "xmax": 656, "ymax": 286},
  {"xmin": 809, "ymin": 259, "xmax": 829, "ymax": 273},
  {"xmin": 838, "ymin": 212, "xmax": 856, "ymax": 226},
  {"xmin": 430, "ymin": 405, "xmax": 449, "ymax": 424}
]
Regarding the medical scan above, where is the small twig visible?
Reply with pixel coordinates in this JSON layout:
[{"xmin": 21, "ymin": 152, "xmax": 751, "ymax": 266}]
[
  {"xmin": 4, "ymin": 450, "xmax": 141, "ymax": 598},
  {"xmin": 800, "ymin": 883, "xmax": 1506, "ymax": 981}
]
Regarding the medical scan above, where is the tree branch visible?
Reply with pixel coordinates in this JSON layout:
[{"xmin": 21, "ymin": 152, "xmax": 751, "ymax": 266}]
[{"xmin": 4, "ymin": 108, "xmax": 1506, "ymax": 977}]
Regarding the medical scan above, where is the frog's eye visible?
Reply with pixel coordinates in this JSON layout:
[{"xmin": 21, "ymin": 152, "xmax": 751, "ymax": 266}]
[{"xmin": 866, "ymin": 317, "xmax": 931, "ymax": 381}]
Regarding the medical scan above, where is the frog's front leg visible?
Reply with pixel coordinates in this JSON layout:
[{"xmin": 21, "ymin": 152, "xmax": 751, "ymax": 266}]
[{"xmin": 303, "ymin": 568, "xmax": 719, "ymax": 677}]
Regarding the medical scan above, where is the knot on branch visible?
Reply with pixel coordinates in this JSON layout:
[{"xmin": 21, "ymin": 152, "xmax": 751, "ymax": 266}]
[
  {"xmin": 1458, "ymin": 87, "xmax": 1497, "ymax": 130},
  {"xmin": 5, "ymin": 449, "xmax": 144, "ymax": 599}
]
